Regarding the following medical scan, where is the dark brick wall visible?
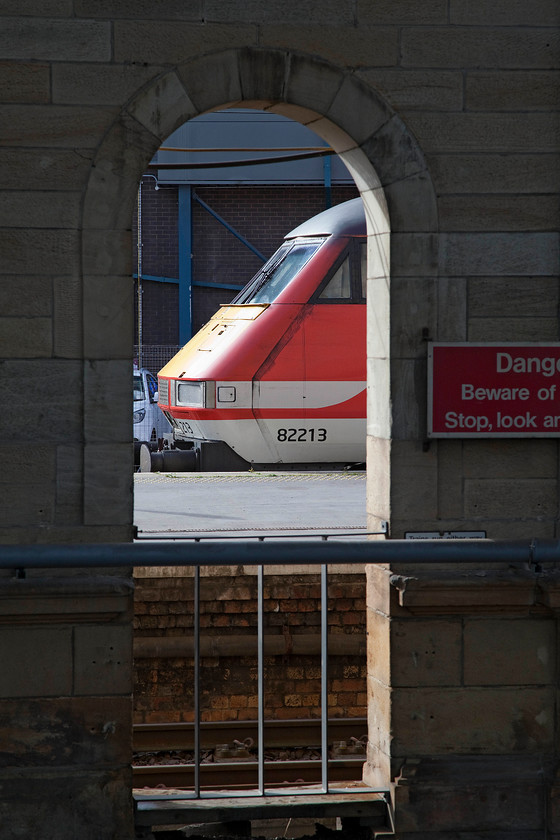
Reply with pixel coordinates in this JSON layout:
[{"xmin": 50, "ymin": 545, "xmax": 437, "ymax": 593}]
[{"xmin": 133, "ymin": 573, "xmax": 366, "ymax": 724}]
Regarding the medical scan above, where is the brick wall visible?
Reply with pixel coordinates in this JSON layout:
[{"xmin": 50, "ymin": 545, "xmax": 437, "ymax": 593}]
[{"xmin": 133, "ymin": 571, "xmax": 366, "ymax": 724}]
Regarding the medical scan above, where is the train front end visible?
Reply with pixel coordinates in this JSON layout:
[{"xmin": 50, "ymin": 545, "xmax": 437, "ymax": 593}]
[{"xmin": 157, "ymin": 198, "xmax": 367, "ymax": 469}]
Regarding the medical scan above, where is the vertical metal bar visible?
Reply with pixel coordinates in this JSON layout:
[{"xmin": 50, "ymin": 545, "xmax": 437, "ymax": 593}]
[
  {"xmin": 321, "ymin": 563, "xmax": 328, "ymax": 792},
  {"xmin": 194, "ymin": 565, "xmax": 200, "ymax": 797},
  {"xmin": 258, "ymin": 564, "xmax": 265, "ymax": 794},
  {"xmin": 136, "ymin": 183, "xmax": 143, "ymax": 369},
  {"xmin": 178, "ymin": 184, "xmax": 192, "ymax": 345},
  {"xmin": 323, "ymin": 155, "xmax": 332, "ymax": 209}
]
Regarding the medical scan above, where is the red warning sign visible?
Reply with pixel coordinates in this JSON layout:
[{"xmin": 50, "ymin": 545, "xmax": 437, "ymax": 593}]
[{"xmin": 428, "ymin": 343, "xmax": 560, "ymax": 437}]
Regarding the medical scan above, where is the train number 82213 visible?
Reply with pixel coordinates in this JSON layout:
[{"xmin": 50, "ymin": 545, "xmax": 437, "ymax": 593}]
[{"xmin": 277, "ymin": 428, "xmax": 327, "ymax": 442}]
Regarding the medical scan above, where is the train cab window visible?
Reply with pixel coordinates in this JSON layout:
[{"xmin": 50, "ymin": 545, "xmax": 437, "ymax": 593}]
[
  {"xmin": 360, "ymin": 242, "xmax": 367, "ymax": 299},
  {"xmin": 319, "ymin": 256, "xmax": 352, "ymax": 299},
  {"xmin": 233, "ymin": 240, "xmax": 323, "ymax": 305},
  {"xmin": 314, "ymin": 241, "xmax": 366, "ymax": 303}
]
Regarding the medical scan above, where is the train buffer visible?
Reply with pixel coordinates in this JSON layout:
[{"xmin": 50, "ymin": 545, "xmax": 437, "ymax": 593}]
[{"xmin": 134, "ymin": 782, "xmax": 393, "ymax": 836}]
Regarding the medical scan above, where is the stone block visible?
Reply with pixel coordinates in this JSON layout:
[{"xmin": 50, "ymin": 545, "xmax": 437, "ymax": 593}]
[
  {"xmin": 0, "ymin": 484, "xmax": 55, "ymax": 528},
  {"xmin": 0, "ymin": 276, "xmax": 52, "ymax": 317},
  {"xmin": 84, "ymin": 360, "xmax": 131, "ymax": 443},
  {"xmin": 366, "ymin": 676, "xmax": 392, "ymax": 758},
  {"xmin": 358, "ymin": 69, "xmax": 463, "ymax": 111},
  {"xmin": 206, "ymin": 0, "xmax": 354, "ymax": 23},
  {"xmin": 366, "ymin": 276, "xmax": 390, "ymax": 358},
  {"xmin": 437, "ymin": 277, "xmax": 467, "ymax": 340},
  {"xmin": 389, "ymin": 358, "xmax": 426, "ymax": 440},
  {"xmin": 402, "ymin": 26, "xmax": 559, "ymax": 68},
  {"xmin": 74, "ymin": 625, "xmax": 132, "ymax": 695},
  {"xmin": 469, "ymin": 277, "xmax": 559, "ymax": 318},
  {"xmin": 0, "ymin": 767, "xmax": 133, "ymax": 840},
  {"xmin": 404, "ymin": 112, "xmax": 559, "ymax": 154},
  {"xmin": 127, "ymin": 71, "xmax": 197, "ymax": 143},
  {"xmin": 82, "ymin": 112, "xmax": 159, "ymax": 231},
  {"xmin": 464, "ymin": 618, "xmax": 556, "ymax": 686},
  {"xmin": 437, "ymin": 439, "xmax": 464, "ymax": 518},
  {"xmin": 366, "ymin": 608, "xmax": 391, "ymax": 685},
  {"xmin": 365, "ymin": 436, "xmax": 391, "ymax": 527},
  {"xmin": 75, "ymin": 0, "xmax": 201, "ymax": 17},
  {"xmin": 464, "ymin": 478, "xmax": 558, "ymax": 519},
  {"xmin": 0, "ymin": 229, "xmax": 79, "ymax": 274},
  {"xmin": 390, "ymin": 439, "xmax": 438, "ymax": 518},
  {"xmin": 262, "ymin": 24, "xmax": 399, "ymax": 68},
  {"xmin": 113, "ymin": 20, "xmax": 257, "ymax": 64},
  {"xmin": 81, "ymin": 229, "xmax": 131, "ymax": 276},
  {"xmin": 0, "ymin": 148, "xmax": 94, "ymax": 191},
  {"xmin": 0, "ymin": 360, "xmax": 83, "ymax": 443},
  {"xmin": 361, "ymin": 114, "xmax": 428, "ymax": 186},
  {"xmin": 439, "ymin": 194, "xmax": 560, "ymax": 232},
  {"xmin": 0, "ymin": 61, "xmax": 49, "ymax": 103},
  {"xmin": 327, "ymin": 76, "xmax": 390, "ymax": 148},
  {"xmin": 54, "ymin": 274, "xmax": 82, "ymax": 358},
  {"xmin": 450, "ymin": 0, "xmax": 559, "ymax": 25},
  {"xmin": 466, "ymin": 70, "xmax": 560, "ymax": 111},
  {"xmin": 0, "ymin": 317, "xmax": 52, "ymax": 357},
  {"xmin": 286, "ymin": 53, "xmax": 346, "ymax": 117},
  {"xmin": 384, "ymin": 172, "xmax": 438, "ymax": 233},
  {"xmin": 0, "ymin": 626, "xmax": 72, "ymax": 697},
  {"xmin": 366, "ymin": 357, "xmax": 391, "ymax": 439},
  {"xmin": 468, "ymin": 317, "xmax": 559, "ymax": 341},
  {"xmin": 177, "ymin": 51, "xmax": 243, "ymax": 114},
  {"xmin": 83, "ymin": 275, "xmax": 134, "ymax": 359},
  {"xmin": 441, "ymin": 232, "xmax": 559, "ymax": 277},
  {"xmin": 0, "ymin": 18, "xmax": 111, "ymax": 61},
  {"xmin": 391, "ymin": 617, "xmax": 462, "ymax": 687},
  {"xmin": 391, "ymin": 233, "xmax": 438, "ymax": 277},
  {"xmin": 391, "ymin": 686, "xmax": 555, "ymax": 755},
  {"xmin": 0, "ymin": 104, "xmax": 117, "ymax": 148},
  {"xmin": 0, "ymin": 445, "xmax": 56, "ymax": 485},
  {"xmin": 428, "ymin": 153, "xmax": 560, "ymax": 195},
  {"xmin": 0, "ymin": 696, "xmax": 131, "ymax": 765},
  {"xmin": 465, "ymin": 441, "xmax": 557, "ymax": 480},
  {"xmin": 238, "ymin": 48, "xmax": 288, "ymax": 104},
  {"xmin": 339, "ymin": 147, "xmax": 382, "ymax": 193},
  {"xmin": 55, "ymin": 444, "xmax": 83, "ymax": 526},
  {"xmin": 389, "ymin": 277, "xmax": 437, "ymax": 357},
  {"xmin": 361, "ymin": 0, "xmax": 448, "ymax": 23},
  {"xmin": 0, "ymin": 0, "xmax": 71, "ymax": 12},
  {"xmin": 83, "ymin": 443, "xmax": 133, "ymax": 526},
  {"xmin": 0, "ymin": 189, "xmax": 81, "ymax": 228},
  {"xmin": 52, "ymin": 61, "xmax": 167, "ymax": 105}
]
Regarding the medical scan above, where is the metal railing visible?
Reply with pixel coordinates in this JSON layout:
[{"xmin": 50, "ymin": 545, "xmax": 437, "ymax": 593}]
[{"xmin": 1, "ymin": 538, "xmax": 556, "ymax": 804}]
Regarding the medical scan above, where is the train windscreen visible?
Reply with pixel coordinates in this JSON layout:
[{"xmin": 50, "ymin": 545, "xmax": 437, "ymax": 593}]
[{"xmin": 232, "ymin": 239, "xmax": 324, "ymax": 305}]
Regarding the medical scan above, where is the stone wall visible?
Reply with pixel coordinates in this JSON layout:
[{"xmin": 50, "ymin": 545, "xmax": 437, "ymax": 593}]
[{"xmin": 0, "ymin": 2, "xmax": 558, "ymax": 837}]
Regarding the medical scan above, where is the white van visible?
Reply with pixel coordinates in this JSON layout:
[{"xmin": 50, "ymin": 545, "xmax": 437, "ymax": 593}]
[{"xmin": 133, "ymin": 366, "xmax": 172, "ymax": 443}]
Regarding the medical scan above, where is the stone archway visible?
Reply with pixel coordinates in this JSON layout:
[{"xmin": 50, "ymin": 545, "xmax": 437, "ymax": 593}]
[{"xmin": 81, "ymin": 46, "xmax": 438, "ymax": 535}]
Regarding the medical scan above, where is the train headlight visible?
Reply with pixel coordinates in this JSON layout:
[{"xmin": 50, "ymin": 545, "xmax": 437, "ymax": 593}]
[{"xmin": 175, "ymin": 380, "xmax": 214, "ymax": 408}]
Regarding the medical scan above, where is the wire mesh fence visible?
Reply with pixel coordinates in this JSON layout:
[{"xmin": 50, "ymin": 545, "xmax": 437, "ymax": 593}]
[{"xmin": 134, "ymin": 345, "xmax": 181, "ymax": 374}]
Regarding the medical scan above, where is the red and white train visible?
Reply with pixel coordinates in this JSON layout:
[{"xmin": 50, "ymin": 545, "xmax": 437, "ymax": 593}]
[{"xmin": 157, "ymin": 198, "xmax": 366, "ymax": 469}]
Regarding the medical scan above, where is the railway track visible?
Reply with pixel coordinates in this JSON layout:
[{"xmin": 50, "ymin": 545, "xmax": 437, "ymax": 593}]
[{"xmin": 133, "ymin": 718, "xmax": 368, "ymax": 790}]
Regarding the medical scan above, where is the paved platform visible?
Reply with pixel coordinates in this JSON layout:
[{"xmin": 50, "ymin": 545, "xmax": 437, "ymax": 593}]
[{"xmin": 134, "ymin": 471, "xmax": 369, "ymax": 540}]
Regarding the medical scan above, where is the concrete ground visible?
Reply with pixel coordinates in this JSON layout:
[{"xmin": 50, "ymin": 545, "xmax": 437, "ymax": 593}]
[{"xmin": 133, "ymin": 471, "xmax": 369, "ymax": 540}]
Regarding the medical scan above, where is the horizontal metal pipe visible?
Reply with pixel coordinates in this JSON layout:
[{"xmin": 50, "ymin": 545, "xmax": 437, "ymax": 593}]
[{"xmin": 0, "ymin": 539, "xmax": 557, "ymax": 570}]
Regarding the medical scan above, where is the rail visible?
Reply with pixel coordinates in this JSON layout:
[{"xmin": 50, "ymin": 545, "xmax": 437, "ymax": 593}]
[{"xmin": 1, "ymin": 538, "xmax": 556, "ymax": 813}]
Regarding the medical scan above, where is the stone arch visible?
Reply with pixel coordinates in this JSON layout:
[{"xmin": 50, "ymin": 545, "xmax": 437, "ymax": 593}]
[{"xmin": 81, "ymin": 47, "xmax": 438, "ymax": 531}]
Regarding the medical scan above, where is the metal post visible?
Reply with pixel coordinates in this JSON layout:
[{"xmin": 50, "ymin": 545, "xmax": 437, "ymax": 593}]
[
  {"xmin": 178, "ymin": 184, "xmax": 193, "ymax": 345},
  {"xmin": 137, "ymin": 183, "xmax": 143, "ymax": 369},
  {"xmin": 321, "ymin": 564, "xmax": 328, "ymax": 793},
  {"xmin": 194, "ymin": 565, "xmax": 200, "ymax": 797},
  {"xmin": 258, "ymin": 564, "xmax": 265, "ymax": 794}
]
